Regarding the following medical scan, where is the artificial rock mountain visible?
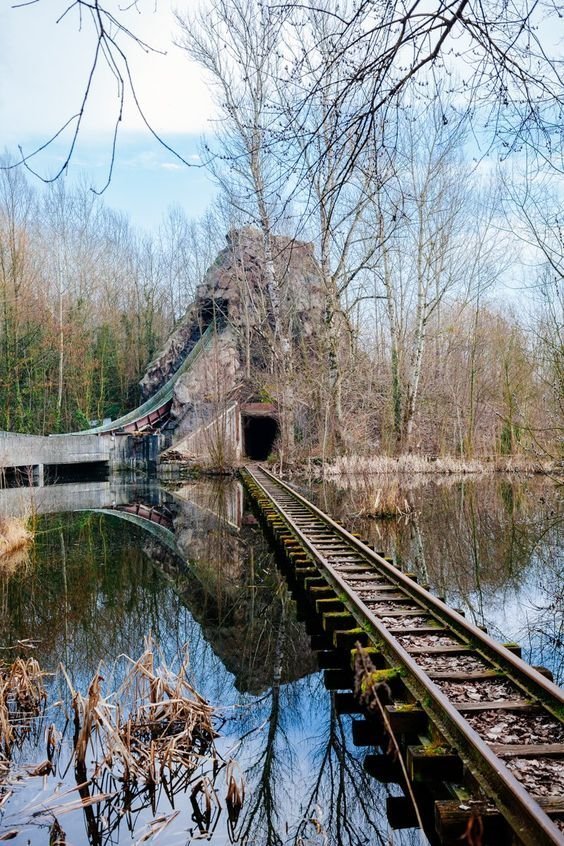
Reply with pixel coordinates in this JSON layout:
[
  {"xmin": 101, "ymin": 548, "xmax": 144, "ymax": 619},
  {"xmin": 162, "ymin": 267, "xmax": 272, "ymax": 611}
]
[{"xmin": 140, "ymin": 227, "xmax": 326, "ymax": 441}]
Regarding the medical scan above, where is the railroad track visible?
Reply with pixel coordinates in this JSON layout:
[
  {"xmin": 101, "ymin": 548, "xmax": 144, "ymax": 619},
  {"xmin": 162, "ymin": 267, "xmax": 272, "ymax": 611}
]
[{"xmin": 242, "ymin": 465, "xmax": 564, "ymax": 846}]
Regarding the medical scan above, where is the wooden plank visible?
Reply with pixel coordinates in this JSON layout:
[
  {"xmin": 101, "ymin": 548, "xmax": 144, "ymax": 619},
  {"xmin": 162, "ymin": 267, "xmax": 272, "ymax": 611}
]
[
  {"xmin": 408, "ymin": 746, "xmax": 463, "ymax": 782},
  {"xmin": 489, "ymin": 742, "xmax": 564, "ymax": 758},
  {"xmin": 456, "ymin": 700, "xmax": 536, "ymax": 712},
  {"xmin": 436, "ymin": 796, "xmax": 564, "ymax": 838}
]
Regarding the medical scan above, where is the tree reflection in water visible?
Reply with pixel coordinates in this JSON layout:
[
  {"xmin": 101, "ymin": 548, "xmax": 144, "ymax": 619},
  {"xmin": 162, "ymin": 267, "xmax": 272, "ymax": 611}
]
[
  {"xmin": 307, "ymin": 473, "xmax": 563, "ymax": 684},
  {"xmin": 0, "ymin": 479, "xmax": 422, "ymax": 845}
]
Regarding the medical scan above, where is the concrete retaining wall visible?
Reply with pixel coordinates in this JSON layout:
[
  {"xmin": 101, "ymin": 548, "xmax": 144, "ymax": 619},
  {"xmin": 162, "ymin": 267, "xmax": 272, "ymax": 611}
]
[{"xmin": 173, "ymin": 403, "xmax": 242, "ymax": 465}]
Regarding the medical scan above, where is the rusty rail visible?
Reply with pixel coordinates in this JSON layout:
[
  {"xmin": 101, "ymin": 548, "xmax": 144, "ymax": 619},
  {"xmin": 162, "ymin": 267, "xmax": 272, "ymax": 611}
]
[{"xmin": 242, "ymin": 465, "xmax": 564, "ymax": 846}]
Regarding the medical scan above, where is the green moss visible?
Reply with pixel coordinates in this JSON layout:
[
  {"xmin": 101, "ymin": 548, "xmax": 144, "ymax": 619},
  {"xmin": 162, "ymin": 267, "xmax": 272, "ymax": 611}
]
[
  {"xmin": 551, "ymin": 704, "xmax": 564, "ymax": 722},
  {"xmin": 350, "ymin": 646, "xmax": 382, "ymax": 667},
  {"xmin": 421, "ymin": 743, "xmax": 449, "ymax": 756},
  {"xmin": 360, "ymin": 667, "xmax": 401, "ymax": 695}
]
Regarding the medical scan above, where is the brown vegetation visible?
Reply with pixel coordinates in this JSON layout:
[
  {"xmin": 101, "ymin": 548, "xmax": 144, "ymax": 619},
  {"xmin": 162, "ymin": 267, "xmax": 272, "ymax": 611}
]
[
  {"xmin": 0, "ymin": 657, "xmax": 47, "ymax": 758},
  {"xmin": 322, "ymin": 455, "xmax": 558, "ymax": 478},
  {"xmin": 65, "ymin": 637, "xmax": 216, "ymax": 788},
  {"xmin": 355, "ymin": 477, "xmax": 414, "ymax": 520},
  {"xmin": 0, "ymin": 517, "xmax": 33, "ymax": 561}
]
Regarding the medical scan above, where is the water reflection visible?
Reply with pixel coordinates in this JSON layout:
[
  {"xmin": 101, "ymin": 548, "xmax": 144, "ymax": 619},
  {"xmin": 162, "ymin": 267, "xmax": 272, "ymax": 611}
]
[
  {"xmin": 304, "ymin": 473, "xmax": 563, "ymax": 683},
  {"xmin": 0, "ymin": 477, "xmax": 415, "ymax": 845}
]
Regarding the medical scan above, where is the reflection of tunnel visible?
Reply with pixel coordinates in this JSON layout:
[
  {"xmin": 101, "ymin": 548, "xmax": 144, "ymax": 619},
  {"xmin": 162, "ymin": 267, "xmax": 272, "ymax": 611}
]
[{"xmin": 243, "ymin": 415, "xmax": 278, "ymax": 460}]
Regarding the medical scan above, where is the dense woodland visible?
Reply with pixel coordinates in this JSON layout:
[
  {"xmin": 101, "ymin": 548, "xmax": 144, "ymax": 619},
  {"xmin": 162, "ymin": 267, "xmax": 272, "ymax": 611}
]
[{"xmin": 1, "ymin": 0, "xmax": 562, "ymax": 459}]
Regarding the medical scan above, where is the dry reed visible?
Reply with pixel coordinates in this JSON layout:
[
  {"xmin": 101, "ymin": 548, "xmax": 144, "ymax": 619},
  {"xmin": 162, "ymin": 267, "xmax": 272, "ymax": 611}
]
[
  {"xmin": 1, "ymin": 641, "xmax": 244, "ymax": 842},
  {"xmin": 0, "ymin": 517, "xmax": 33, "ymax": 561},
  {"xmin": 65, "ymin": 637, "xmax": 216, "ymax": 789},
  {"xmin": 0, "ymin": 657, "xmax": 47, "ymax": 758},
  {"xmin": 323, "ymin": 454, "xmax": 557, "ymax": 477},
  {"xmin": 357, "ymin": 477, "xmax": 414, "ymax": 519}
]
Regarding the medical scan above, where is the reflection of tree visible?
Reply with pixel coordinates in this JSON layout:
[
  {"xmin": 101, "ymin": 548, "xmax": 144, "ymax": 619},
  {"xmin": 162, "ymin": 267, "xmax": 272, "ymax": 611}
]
[
  {"xmin": 223, "ymin": 601, "xmax": 400, "ymax": 846},
  {"xmin": 231, "ymin": 593, "xmax": 289, "ymax": 846},
  {"xmin": 514, "ymin": 514, "xmax": 563, "ymax": 684},
  {"xmin": 307, "ymin": 474, "xmax": 562, "ymax": 682},
  {"xmin": 294, "ymin": 695, "xmax": 393, "ymax": 846},
  {"xmin": 0, "ymin": 512, "xmax": 197, "ymax": 691}
]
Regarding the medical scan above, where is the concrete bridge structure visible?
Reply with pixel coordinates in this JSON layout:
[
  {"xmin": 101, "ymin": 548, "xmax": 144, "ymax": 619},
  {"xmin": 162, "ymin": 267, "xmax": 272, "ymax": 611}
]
[
  {"xmin": 0, "ymin": 323, "xmax": 216, "ymax": 482},
  {"xmin": 0, "ymin": 227, "xmax": 325, "ymax": 481}
]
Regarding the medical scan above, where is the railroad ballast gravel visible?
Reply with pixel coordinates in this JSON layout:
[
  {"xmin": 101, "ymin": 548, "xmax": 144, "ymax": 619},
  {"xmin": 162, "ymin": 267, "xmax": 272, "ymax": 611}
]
[{"xmin": 466, "ymin": 710, "xmax": 564, "ymax": 745}]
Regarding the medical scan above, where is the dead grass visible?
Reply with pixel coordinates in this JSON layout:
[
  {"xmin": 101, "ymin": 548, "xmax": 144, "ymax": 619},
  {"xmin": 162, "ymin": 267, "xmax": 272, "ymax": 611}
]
[
  {"xmin": 64, "ymin": 636, "xmax": 216, "ymax": 789},
  {"xmin": 0, "ymin": 657, "xmax": 47, "ymax": 757},
  {"xmin": 321, "ymin": 454, "xmax": 559, "ymax": 477},
  {"xmin": 0, "ymin": 546, "xmax": 32, "ymax": 578},
  {"xmin": 357, "ymin": 477, "xmax": 414, "ymax": 519},
  {"xmin": 1, "ymin": 640, "xmax": 245, "ymax": 842},
  {"xmin": 0, "ymin": 517, "xmax": 33, "ymax": 561}
]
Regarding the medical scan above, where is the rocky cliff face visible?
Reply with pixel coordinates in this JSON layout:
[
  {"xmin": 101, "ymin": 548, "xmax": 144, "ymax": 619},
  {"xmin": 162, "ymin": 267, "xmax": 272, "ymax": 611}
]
[{"xmin": 139, "ymin": 227, "xmax": 325, "ymax": 434}]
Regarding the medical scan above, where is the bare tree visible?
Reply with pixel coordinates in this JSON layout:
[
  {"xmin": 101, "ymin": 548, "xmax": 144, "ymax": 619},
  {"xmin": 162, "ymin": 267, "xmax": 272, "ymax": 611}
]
[
  {"xmin": 281, "ymin": 0, "xmax": 564, "ymax": 180},
  {"xmin": 278, "ymin": 3, "xmax": 394, "ymax": 452},
  {"xmin": 371, "ymin": 106, "xmax": 502, "ymax": 450},
  {"xmin": 500, "ymin": 169, "xmax": 564, "ymax": 447},
  {"xmin": 0, "ymin": 158, "xmax": 39, "ymax": 430},
  {"xmin": 177, "ymin": 0, "xmax": 306, "ymax": 457},
  {"xmin": 6, "ymin": 0, "xmax": 191, "ymax": 191},
  {"xmin": 176, "ymin": 0, "xmax": 286, "ymax": 327}
]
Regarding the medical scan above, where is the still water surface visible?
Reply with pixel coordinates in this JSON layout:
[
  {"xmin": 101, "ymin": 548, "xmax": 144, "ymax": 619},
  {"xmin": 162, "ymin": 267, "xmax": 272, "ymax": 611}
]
[{"xmin": 0, "ymin": 473, "xmax": 561, "ymax": 845}]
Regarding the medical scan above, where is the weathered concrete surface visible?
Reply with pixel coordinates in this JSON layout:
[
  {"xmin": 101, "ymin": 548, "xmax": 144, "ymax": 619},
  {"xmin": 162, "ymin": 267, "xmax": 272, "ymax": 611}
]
[
  {"xmin": 172, "ymin": 329, "xmax": 241, "ymax": 438},
  {"xmin": 0, "ymin": 431, "xmax": 130, "ymax": 473},
  {"xmin": 171, "ymin": 478, "xmax": 244, "ymax": 529},
  {"xmin": 0, "ymin": 479, "xmax": 136, "ymax": 518},
  {"xmin": 167, "ymin": 402, "xmax": 243, "ymax": 465}
]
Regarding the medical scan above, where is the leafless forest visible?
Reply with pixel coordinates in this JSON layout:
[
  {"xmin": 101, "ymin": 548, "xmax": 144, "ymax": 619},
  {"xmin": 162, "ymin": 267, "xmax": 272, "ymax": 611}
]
[{"xmin": 1, "ymin": 0, "xmax": 562, "ymax": 460}]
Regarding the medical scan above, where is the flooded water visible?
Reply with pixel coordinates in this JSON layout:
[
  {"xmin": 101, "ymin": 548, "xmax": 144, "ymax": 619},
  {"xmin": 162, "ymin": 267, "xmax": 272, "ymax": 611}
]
[
  {"xmin": 0, "ymin": 472, "xmax": 561, "ymax": 845},
  {"xmin": 301, "ymin": 473, "xmax": 563, "ymax": 685}
]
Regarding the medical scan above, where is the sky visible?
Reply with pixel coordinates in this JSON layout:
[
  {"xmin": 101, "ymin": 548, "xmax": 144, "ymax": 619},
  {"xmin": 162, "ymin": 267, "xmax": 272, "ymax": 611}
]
[{"xmin": 0, "ymin": 1, "xmax": 218, "ymax": 232}]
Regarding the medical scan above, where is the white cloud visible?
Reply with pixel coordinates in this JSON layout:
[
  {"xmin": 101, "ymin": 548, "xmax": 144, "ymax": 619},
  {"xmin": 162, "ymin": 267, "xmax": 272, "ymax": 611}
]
[{"xmin": 0, "ymin": 1, "xmax": 215, "ymax": 148}]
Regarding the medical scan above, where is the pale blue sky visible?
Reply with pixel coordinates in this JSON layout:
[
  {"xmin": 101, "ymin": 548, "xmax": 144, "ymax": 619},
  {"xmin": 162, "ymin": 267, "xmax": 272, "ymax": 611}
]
[{"xmin": 1, "ymin": 1, "xmax": 217, "ymax": 231}]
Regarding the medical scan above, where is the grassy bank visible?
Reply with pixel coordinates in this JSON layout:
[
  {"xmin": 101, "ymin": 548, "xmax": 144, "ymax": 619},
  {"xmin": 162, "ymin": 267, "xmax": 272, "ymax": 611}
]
[{"xmin": 315, "ymin": 454, "xmax": 559, "ymax": 478}]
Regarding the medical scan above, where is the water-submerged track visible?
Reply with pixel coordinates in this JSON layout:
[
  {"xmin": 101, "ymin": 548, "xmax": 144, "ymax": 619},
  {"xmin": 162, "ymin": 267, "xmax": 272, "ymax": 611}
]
[{"xmin": 242, "ymin": 465, "xmax": 564, "ymax": 846}]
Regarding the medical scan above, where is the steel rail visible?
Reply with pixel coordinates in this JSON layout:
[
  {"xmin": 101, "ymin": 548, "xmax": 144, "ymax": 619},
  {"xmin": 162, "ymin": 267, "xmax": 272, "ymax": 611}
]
[
  {"xmin": 244, "ymin": 465, "xmax": 564, "ymax": 846},
  {"xmin": 69, "ymin": 322, "xmax": 216, "ymax": 436}
]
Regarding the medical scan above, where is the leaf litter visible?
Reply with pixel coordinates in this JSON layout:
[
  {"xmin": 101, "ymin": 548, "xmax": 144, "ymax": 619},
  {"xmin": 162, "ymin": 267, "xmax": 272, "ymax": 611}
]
[{"xmin": 465, "ymin": 710, "xmax": 564, "ymax": 745}]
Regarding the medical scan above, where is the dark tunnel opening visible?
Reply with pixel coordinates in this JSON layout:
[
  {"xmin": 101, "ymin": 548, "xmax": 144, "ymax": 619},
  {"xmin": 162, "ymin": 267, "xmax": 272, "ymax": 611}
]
[
  {"xmin": 243, "ymin": 416, "xmax": 278, "ymax": 461},
  {"xmin": 199, "ymin": 297, "xmax": 229, "ymax": 331}
]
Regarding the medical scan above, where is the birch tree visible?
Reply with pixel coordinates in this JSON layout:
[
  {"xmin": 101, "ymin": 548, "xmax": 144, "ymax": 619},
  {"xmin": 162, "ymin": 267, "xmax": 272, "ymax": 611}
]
[
  {"xmin": 0, "ymin": 161, "xmax": 39, "ymax": 430},
  {"xmin": 279, "ymin": 3, "xmax": 392, "ymax": 451},
  {"xmin": 177, "ymin": 0, "xmax": 303, "ymax": 457},
  {"xmin": 372, "ymin": 108, "xmax": 501, "ymax": 450},
  {"xmin": 176, "ymin": 0, "xmax": 285, "ymax": 336}
]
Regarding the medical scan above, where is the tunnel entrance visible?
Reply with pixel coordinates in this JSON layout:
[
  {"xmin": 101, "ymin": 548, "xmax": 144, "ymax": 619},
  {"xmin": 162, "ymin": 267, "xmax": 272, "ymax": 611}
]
[
  {"xmin": 242, "ymin": 415, "xmax": 278, "ymax": 461},
  {"xmin": 199, "ymin": 297, "xmax": 228, "ymax": 330}
]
